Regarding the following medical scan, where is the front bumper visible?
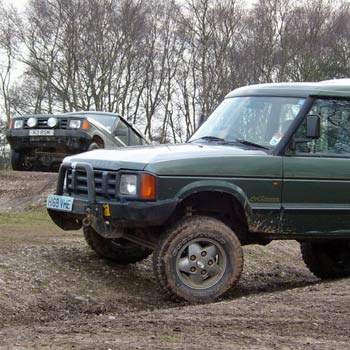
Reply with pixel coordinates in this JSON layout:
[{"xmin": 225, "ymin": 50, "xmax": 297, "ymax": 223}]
[
  {"xmin": 47, "ymin": 162, "xmax": 177, "ymax": 233},
  {"xmin": 6, "ymin": 129, "xmax": 92, "ymax": 152},
  {"xmin": 48, "ymin": 198, "xmax": 177, "ymax": 231}
]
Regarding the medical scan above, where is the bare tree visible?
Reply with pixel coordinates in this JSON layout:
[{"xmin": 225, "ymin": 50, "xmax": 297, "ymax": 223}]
[
  {"xmin": 282, "ymin": 0, "xmax": 338, "ymax": 81},
  {"xmin": 6, "ymin": 0, "xmax": 350, "ymax": 143},
  {"xmin": 175, "ymin": 0, "xmax": 244, "ymax": 140},
  {"xmin": 136, "ymin": 0, "xmax": 184, "ymax": 141},
  {"xmin": 0, "ymin": 1, "xmax": 21, "ymax": 122},
  {"xmin": 330, "ymin": 1, "xmax": 350, "ymax": 78},
  {"xmin": 242, "ymin": 0, "xmax": 294, "ymax": 83}
]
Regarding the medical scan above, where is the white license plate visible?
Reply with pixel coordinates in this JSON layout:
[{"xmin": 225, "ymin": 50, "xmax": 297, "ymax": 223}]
[
  {"xmin": 46, "ymin": 194, "xmax": 74, "ymax": 212},
  {"xmin": 29, "ymin": 129, "xmax": 54, "ymax": 136}
]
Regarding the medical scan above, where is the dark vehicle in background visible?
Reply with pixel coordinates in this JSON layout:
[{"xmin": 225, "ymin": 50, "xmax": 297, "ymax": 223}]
[{"xmin": 6, "ymin": 111, "xmax": 147, "ymax": 171}]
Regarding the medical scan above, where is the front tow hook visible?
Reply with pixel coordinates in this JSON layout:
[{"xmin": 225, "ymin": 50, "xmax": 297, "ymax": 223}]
[{"xmin": 82, "ymin": 208, "xmax": 96, "ymax": 227}]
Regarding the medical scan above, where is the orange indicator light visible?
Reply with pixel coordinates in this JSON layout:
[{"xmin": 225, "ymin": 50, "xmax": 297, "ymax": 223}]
[
  {"xmin": 82, "ymin": 119, "xmax": 90, "ymax": 130},
  {"xmin": 140, "ymin": 173, "xmax": 156, "ymax": 199}
]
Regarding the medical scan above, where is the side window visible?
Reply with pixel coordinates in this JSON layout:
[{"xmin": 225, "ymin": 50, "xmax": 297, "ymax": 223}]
[
  {"xmin": 292, "ymin": 99, "xmax": 350, "ymax": 155},
  {"xmin": 129, "ymin": 129, "xmax": 143, "ymax": 145},
  {"xmin": 114, "ymin": 119, "xmax": 129, "ymax": 145}
]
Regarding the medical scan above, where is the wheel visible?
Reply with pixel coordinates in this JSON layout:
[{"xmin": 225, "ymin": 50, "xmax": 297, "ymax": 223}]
[
  {"xmin": 83, "ymin": 226, "xmax": 152, "ymax": 264},
  {"xmin": 11, "ymin": 150, "xmax": 25, "ymax": 171},
  {"xmin": 11, "ymin": 150, "xmax": 36, "ymax": 171},
  {"xmin": 153, "ymin": 216, "xmax": 244, "ymax": 303},
  {"xmin": 301, "ymin": 241, "xmax": 350, "ymax": 278},
  {"xmin": 87, "ymin": 142, "xmax": 100, "ymax": 151}
]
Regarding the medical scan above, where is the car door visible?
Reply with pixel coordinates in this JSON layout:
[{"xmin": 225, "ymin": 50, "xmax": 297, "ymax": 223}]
[{"xmin": 281, "ymin": 98, "xmax": 350, "ymax": 235}]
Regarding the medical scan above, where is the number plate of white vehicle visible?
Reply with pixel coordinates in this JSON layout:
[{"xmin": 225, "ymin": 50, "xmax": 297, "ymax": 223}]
[{"xmin": 29, "ymin": 129, "xmax": 54, "ymax": 136}]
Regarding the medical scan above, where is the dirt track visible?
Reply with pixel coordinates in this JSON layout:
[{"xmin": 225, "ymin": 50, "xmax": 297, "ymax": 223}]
[
  {"xmin": 0, "ymin": 170, "xmax": 57, "ymax": 211},
  {"xmin": 0, "ymin": 171, "xmax": 350, "ymax": 349}
]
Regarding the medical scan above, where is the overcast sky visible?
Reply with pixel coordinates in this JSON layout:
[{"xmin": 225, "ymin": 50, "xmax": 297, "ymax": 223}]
[
  {"xmin": 4, "ymin": 0, "xmax": 261, "ymax": 10},
  {"xmin": 3, "ymin": 0, "xmax": 28, "ymax": 9}
]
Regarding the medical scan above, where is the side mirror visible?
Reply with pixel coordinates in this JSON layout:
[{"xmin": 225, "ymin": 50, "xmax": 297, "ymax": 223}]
[
  {"xmin": 291, "ymin": 114, "xmax": 320, "ymax": 150},
  {"xmin": 306, "ymin": 114, "xmax": 320, "ymax": 139}
]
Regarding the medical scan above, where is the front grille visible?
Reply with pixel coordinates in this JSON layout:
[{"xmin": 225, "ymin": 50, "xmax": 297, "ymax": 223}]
[
  {"xmin": 23, "ymin": 118, "xmax": 69, "ymax": 129},
  {"xmin": 66, "ymin": 168, "xmax": 119, "ymax": 200}
]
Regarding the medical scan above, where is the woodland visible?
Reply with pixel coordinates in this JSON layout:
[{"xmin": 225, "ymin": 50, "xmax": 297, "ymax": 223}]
[{"xmin": 0, "ymin": 0, "xmax": 349, "ymax": 143}]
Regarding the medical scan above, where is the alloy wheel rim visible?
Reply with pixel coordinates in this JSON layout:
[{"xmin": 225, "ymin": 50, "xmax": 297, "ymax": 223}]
[{"xmin": 175, "ymin": 237, "xmax": 227, "ymax": 290}]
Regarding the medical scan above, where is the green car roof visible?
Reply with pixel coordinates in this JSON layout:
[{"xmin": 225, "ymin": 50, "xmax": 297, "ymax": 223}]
[{"xmin": 226, "ymin": 79, "xmax": 350, "ymax": 98}]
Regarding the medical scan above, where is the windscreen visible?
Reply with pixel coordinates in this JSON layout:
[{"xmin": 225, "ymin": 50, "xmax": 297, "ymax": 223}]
[
  {"xmin": 88, "ymin": 114, "xmax": 118, "ymax": 131},
  {"xmin": 189, "ymin": 96, "xmax": 306, "ymax": 149}
]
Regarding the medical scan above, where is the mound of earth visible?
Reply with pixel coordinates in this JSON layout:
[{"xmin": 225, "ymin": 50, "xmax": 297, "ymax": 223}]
[
  {"xmin": 0, "ymin": 170, "xmax": 57, "ymax": 211},
  {"xmin": 1, "ymin": 170, "xmax": 350, "ymax": 349}
]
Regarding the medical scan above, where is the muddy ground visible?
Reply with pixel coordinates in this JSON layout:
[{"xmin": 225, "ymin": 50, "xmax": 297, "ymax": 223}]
[{"xmin": 0, "ymin": 170, "xmax": 349, "ymax": 349}]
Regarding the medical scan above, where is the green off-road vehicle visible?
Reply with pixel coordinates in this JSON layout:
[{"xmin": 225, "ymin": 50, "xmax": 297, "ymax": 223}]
[{"xmin": 47, "ymin": 80, "xmax": 350, "ymax": 302}]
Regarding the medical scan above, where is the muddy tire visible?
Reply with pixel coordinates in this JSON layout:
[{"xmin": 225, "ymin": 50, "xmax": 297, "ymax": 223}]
[
  {"xmin": 87, "ymin": 142, "xmax": 100, "ymax": 151},
  {"xmin": 83, "ymin": 226, "xmax": 152, "ymax": 265},
  {"xmin": 153, "ymin": 216, "xmax": 244, "ymax": 303},
  {"xmin": 11, "ymin": 150, "xmax": 25, "ymax": 171},
  {"xmin": 301, "ymin": 241, "xmax": 350, "ymax": 278}
]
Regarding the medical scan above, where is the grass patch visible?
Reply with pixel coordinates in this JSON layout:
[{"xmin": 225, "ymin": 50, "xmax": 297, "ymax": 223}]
[
  {"xmin": 0, "ymin": 207, "xmax": 80, "ymax": 243},
  {"xmin": 0, "ymin": 207, "xmax": 52, "ymax": 228},
  {"xmin": 159, "ymin": 335, "xmax": 183, "ymax": 344}
]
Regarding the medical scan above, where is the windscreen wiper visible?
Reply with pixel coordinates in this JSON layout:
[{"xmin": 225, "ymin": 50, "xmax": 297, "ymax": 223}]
[
  {"xmin": 189, "ymin": 136, "xmax": 269, "ymax": 150},
  {"xmin": 189, "ymin": 136, "xmax": 226, "ymax": 143},
  {"xmin": 228, "ymin": 139, "xmax": 269, "ymax": 150}
]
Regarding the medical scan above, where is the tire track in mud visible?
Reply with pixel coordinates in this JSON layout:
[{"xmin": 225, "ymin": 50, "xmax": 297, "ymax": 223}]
[
  {"xmin": 0, "ymin": 170, "xmax": 350, "ymax": 349},
  {"xmin": 0, "ymin": 170, "xmax": 57, "ymax": 211}
]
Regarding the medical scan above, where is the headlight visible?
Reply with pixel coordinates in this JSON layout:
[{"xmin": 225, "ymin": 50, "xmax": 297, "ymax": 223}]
[
  {"xmin": 69, "ymin": 120, "xmax": 81, "ymax": 129},
  {"xmin": 13, "ymin": 120, "xmax": 24, "ymax": 129},
  {"xmin": 47, "ymin": 117, "xmax": 58, "ymax": 128},
  {"xmin": 27, "ymin": 117, "xmax": 37, "ymax": 128},
  {"xmin": 120, "ymin": 174, "xmax": 138, "ymax": 196},
  {"xmin": 119, "ymin": 173, "xmax": 156, "ymax": 199}
]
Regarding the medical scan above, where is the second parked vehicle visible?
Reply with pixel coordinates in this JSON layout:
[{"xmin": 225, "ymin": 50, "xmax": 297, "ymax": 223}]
[{"xmin": 6, "ymin": 111, "xmax": 147, "ymax": 172}]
